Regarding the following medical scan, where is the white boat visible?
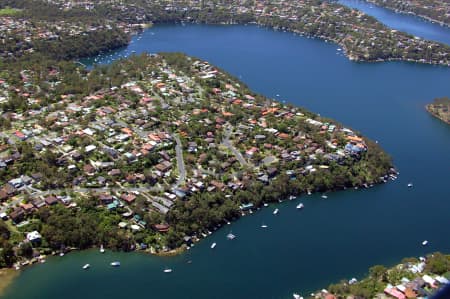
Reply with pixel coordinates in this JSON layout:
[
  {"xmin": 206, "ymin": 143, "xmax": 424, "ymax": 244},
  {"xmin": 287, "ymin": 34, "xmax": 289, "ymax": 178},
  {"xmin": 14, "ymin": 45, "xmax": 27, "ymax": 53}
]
[
  {"xmin": 59, "ymin": 252, "xmax": 65, "ymax": 257},
  {"xmin": 163, "ymin": 268, "xmax": 173, "ymax": 273},
  {"xmin": 211, "ymin": 242, "xmax": 217, "ymax": 249},
  {"xmin": 407, "ymin": 183, "xmax": 413, "ymax": 188},
  {"xmin": 296, "ymin": 203, "xmax": 304, "ymax": 209},
  {"xmin": 261, "ymin": 224, "xmax": 268, "ymax": 228},
  {"xmin": 273, "ymin": 208, "xmax": 279, "ymax": 215},
  {"xmin": 100, "ymin": 245, "xmax": 105, "ymax": 253},
  {"xmin": 82, "ymin": 264, "xmax": 90, "ymax": 270},
  {"xmin": 263, "ymin": 203, "xmax": 268, "ymax": 207},
  {"xmin": 289, "ymin": 195, "xmax": 296, "ymax": 200},
  {"xmin": 321, "ymin": 194, "xmax": 328, "ymax": 199},
  {"xmin": 293, "ymin": 293, "xmax": 303, "ymax": 299},
  {"xmin": 110, "ymin": 261, "xmax": 121, "ymax": 267},
  {"xmin": 227, "ymin": 233, "xmax": 236, "ymax": 240},
  {"xmin": 422, "ymin": 240, "xmax": 428, "ymax": 246}
]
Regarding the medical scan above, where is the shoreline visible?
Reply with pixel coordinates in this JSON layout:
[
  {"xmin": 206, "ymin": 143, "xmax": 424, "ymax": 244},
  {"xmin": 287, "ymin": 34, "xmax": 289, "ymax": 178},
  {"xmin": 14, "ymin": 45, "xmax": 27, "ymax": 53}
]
[
  {"xmin": 0, "ymin": 268, "xmax": 20, "ymax": 297},
  {"xmin": 0, "ymin": 173, "xmax": 398, "ymax": 273},
  {"xmin": 364, "ymin": 0, "xmax": 450, "ymax": 28},
  {"xmin": 425, "ymin": 105, "xmax": 450, "ymax": 125},
  {"xmin": 88, "ymin": 22, "xmax": 450, "ymax": 68}
]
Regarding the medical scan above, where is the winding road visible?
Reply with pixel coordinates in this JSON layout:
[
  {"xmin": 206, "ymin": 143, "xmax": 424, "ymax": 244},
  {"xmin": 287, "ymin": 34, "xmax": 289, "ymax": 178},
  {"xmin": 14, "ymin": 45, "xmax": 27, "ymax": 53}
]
[{"xmin": 222, "ymin": 126, "xmax": 249, "ymax": 167}]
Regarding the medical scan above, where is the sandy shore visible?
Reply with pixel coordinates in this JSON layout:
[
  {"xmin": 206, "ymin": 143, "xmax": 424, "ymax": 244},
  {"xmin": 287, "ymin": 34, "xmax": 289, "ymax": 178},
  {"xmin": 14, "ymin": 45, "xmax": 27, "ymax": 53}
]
[{"xmin": 0, "ymin": 268, "xmax": 19, "ymax": 296}]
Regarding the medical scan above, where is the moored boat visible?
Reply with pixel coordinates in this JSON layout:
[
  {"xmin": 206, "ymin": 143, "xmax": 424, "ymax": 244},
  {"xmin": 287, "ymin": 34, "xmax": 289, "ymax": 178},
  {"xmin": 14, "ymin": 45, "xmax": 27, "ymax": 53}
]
[
  {"xmin": 211, "ymin": 242, "xmax": 217, "ymax": 249},
  {"xmin": 226, "ymin": 232, "xmax": 236, "ymax": 240},
  {"xmin": 100, "ymin": 244, "xmax": 105, "ymax": 253},
  {"xmin": 296, "ymin": 203, "xmax": 304, "ymax": 209},
  {"xmin": 422, "ymin": 240, "xmax": 428, "ymax": 246},
  {"xmin": 163, "ymin": 268, "xmax": 173, "ymax": 273},
  {"xmin": 110, "ymin": 261, "xmax": 121, "ymax": 267},
  {"xmin": 273, "ymin": 208, "xmax": 279, "ymax": 215},
  {"xmin": 83, "ymin": 264, "xmax": 90, "ymax": 270}
]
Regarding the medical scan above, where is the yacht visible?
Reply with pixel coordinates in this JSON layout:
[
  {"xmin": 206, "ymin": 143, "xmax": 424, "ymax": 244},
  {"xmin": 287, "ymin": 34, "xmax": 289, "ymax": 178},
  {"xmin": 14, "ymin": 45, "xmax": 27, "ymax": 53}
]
[
  {"xmin": 211, "ymin": 242, "xmax": 217, "ymax": 249},
  {"xmin": 163, "ymin": 268, "xmax": 173, "ymax": 273},
  {"xmin": 321, "ymin": 194, "xmax": 328, "ymax": 199},
  {"xmin": 110, "ymin": 261, "xmax": 121, "ymax": 267},
  {"xmin": 273, "ymin": 208, "xmax": 279, "ymax": 215},
  {"xmin": 226, "ymin": 233, "xmax": 236, "ymax": 240},
  {"xmin": 296, "ymin": 203, "xmax": 304, "ymax": 209},
  {"xmin": 261, "ymin": 224, "xmax": 268, "ymax": 228},
  {"xmin": 82, "ymin": 264, "xmax": 90, "ymax": 270}
]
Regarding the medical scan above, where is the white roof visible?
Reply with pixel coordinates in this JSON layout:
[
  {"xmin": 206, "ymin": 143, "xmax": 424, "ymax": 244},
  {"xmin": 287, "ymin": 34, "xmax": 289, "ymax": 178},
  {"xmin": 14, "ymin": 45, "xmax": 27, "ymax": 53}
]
[
  {"xmin": 85, "ymin": 144, "xmax": 97, "ymax": 152},
  {"xmin": 423, "ymin": 274, "xmax": 436, "ymax": 284},
  {"xmin": 435, "ymin": 276, "xmax": 449, "ymax": 284},
  {"xmin": 26, "ymin": 231, "xmax": 42, "ymax": 241},
  {"xmin": 83, "ymin": 128, "xmax": 95, "ymax": 136}
]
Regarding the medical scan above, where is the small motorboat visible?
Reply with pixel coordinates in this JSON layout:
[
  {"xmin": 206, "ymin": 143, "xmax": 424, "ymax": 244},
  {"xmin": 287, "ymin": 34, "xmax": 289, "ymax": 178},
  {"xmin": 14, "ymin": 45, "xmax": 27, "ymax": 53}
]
[
  {"xmin": 110, "ymin": 261, "xmax": 121, "ymax": 267},
  {"xmin": 407, "ymin": 183, "xmax": 413, "ymax": 188},
  {"xmin": 296, "ymin": 203, "xmax": 304, "ymax": 209},
  {"xmin": 321, "ymin": 194, "xmax": 328, "ymax": 199},
  {"xmin": 261, "ymin": 224, "xmax": 268, "ymax": 228},
  {"xmin": 210, "ymin": 242, "xmax": 217, "ymax": 249},
  {"xmin": 83, "ymin": 264, "xmax": 90, "ymax": 270},
  {"xmin": 422, "ymin": 240, "xmax": 428, "ymax": 246},
  {"xmin": 100, "ymin": 245, "xmax": 105, "ymax": 253},
  {"xmin": 293, "ymin": 293, "xmax": 303, "ymax": 299},
  {"xmin": 263, "ymin": 203, "xmax": 268, "ymax": 207},
  {"xmin": 163, "ymin": 268, "xmax": 173, "ymax": 273},
  {"xmin": 273, "ymin": 208, "xmax": 279, "ymax": 215}
]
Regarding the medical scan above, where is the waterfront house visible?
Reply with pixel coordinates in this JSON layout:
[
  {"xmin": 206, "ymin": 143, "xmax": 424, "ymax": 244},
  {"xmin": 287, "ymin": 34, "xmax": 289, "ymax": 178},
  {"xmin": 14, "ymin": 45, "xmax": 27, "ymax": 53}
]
[{"xmin": 26, "ymin": 231, "xmax": 42, "ymax": 243}]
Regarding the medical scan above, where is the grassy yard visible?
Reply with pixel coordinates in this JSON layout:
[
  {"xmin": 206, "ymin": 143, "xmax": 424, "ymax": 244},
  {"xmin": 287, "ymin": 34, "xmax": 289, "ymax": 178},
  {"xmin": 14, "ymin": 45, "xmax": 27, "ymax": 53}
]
[{"xmin": 0, "ymin": 8, "xmax": 21, "ymax": 16}]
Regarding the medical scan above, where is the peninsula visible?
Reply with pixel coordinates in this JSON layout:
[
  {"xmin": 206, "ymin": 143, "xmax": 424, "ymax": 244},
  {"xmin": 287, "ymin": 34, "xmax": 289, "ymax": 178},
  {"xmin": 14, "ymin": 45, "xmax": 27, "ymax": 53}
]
[
  {"xmin": 1, "ymin": 0, "xmax": 450, "ymax": 66},
  {"xmin": 311, "ymin": 252, "xmax": 450, "ymax": 299},
  {"xmin": 0, "ymin": 51, "xmax": 394, "ymax": 269},
  {"xmin": 426, "ymin": 97, "xmax": 450, "ymax": 125},
  {"xmin": 365, "ymin": 0, "xmax": 450, "ymax": 27}
]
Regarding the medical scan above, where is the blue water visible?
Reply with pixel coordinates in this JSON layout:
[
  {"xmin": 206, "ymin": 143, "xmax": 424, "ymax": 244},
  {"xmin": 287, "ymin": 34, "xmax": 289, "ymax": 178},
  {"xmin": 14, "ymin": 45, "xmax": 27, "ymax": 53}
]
[
  {"xmin": 338, "ymin": 0, "xmax": 450, "ymax": 45},
  {"xmin": 4, "ymin": 23, "xmax": 450, "ymax": 299}
]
